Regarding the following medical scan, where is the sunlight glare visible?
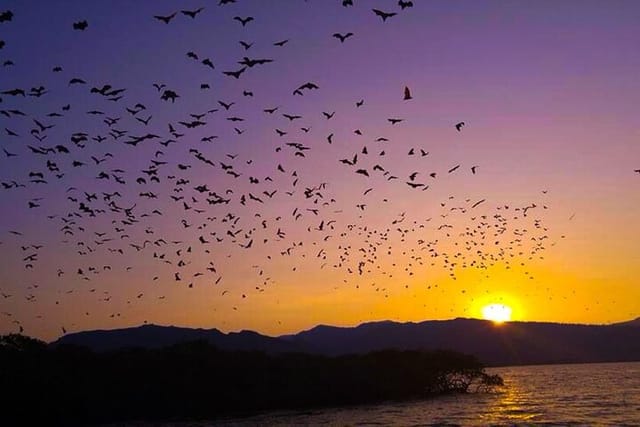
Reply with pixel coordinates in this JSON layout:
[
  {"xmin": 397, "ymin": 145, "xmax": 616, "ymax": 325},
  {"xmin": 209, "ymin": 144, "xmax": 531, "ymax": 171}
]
[{"xmin": 482, "ymin": 304, "xmax": 512, "ymax": 323}]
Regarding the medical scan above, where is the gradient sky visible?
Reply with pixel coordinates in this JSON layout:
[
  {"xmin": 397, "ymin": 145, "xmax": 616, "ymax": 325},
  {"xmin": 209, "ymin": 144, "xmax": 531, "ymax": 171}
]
[{"xmin": 1, "ymin": 0, "xmax": 639, "ymax": 341}]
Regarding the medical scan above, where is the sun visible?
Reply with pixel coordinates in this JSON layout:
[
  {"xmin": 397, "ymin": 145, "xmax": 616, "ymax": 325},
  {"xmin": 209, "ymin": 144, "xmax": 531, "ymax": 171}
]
[{"xmin": 482, "ymin": 304, "xmax": 512, "ymax": 323}]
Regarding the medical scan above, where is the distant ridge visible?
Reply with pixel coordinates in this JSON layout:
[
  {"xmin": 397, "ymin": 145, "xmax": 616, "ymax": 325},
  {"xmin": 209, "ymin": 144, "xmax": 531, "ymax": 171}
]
[
  {"xmin": 612, "ymin": 317, "xmax": 640, "ymax": 327},
  {"xmin": 52, "ymin": 324, "xmax": 305, "ymax": 353},
  {"xmin": 52, "ymin": 317, "xmax": 640, "ymax": 366}
]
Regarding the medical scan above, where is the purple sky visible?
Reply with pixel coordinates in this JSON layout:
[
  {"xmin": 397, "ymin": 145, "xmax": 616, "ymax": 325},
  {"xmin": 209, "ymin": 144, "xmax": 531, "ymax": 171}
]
[{"xmin": 1, "ymin": 0, "xmax": 639, "ymax": 340}]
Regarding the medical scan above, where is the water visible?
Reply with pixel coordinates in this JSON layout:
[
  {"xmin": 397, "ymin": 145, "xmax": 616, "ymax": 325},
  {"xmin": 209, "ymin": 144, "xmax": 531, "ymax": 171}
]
[{"xmin": 118, "ymin": 362, "xmax": 640, "ymax": 426}]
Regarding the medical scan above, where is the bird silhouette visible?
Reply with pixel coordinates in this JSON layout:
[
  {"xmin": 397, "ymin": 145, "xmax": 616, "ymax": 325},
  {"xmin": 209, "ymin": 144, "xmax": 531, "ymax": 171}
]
[
  {"xmin": 154, "ymin": 12, "xmax": 177, "ymax": 24},
  {"xmin": 333, "ymin": 32, "xmax": 354, "ymax": 43},
  {"xmin": 372, "ymin": 9, "xmax": 397, "ymax": 22},
  {"xmin": 223, "ymin": 67, "xmax": 247, "ymax": 79},
  {"xmin": 293, "ymin": 82, "xmax": 319, "ymax": 95},
  {"xmin": 72, "ymin": 20, "xmax": 88, "ymax": 30},
  {"xmin": 471, "ymin": 199, "xmax": 486, "ymax": 208},
  {"xmin": 398, "ymin": 0, "xmax": 414, "ymax": 9},
  {"xmin": 282, "ymin": 113, "xmax": 302, "ymax": 121},
  {"xmin": 403, "ymin": 86, "xmax": 412, "ymax": 100},
  {"xmin": 238, "ymin": 57, "xmax": 273, "ymax": 67},
  {"xmin": 0, "ymin": 10, "xmax": 13, "ymax": 22},
  {"xmin": 234, "ymin": 16, "xmax": 254, "ymax": 26},
  {"xmin": 181, "ymin": 8, "xmax": 204, "ymax": 18}
]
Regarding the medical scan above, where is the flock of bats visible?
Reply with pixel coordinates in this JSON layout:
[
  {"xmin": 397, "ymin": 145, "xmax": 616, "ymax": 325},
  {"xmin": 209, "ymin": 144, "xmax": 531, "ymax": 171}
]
[{"xmin": 0, "ymin": 1, "xmax": 571, "ymax": 336}]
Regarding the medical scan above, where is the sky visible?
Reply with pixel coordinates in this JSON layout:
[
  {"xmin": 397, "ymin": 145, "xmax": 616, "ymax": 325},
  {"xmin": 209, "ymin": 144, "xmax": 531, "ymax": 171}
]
[{"xmin": 0, "ymin": 0, "xmax": 639, "ymax": 341}]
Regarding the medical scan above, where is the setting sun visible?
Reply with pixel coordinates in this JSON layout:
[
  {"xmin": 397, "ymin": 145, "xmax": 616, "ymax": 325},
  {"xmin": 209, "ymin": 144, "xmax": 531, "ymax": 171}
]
[{"xmin": 482, "ymin": 304, "xmax": 513, "ymax": 323}]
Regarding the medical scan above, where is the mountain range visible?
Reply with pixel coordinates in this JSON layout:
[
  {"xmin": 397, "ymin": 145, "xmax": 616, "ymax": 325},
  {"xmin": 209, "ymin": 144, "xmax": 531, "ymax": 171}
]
[{"xmin": 52, "ymin": 317, "xmax": 640, "ymax": 366}]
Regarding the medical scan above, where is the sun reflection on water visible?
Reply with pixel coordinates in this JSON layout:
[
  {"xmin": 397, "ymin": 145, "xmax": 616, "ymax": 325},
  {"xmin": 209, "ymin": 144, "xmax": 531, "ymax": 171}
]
[{"xmin": 481, "ymin": 379, "xmax": 541, "ymax": 423}]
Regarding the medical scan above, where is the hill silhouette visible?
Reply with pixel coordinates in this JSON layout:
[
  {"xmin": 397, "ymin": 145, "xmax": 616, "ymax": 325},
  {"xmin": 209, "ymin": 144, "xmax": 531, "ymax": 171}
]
[
  {"xmin": 53, "ymin": 317, "xmax": 640, "ymax": 366},
  {"xmin": 612, "ymin": 317, "xmax": 640, "ymax": 327},
  {"xmin": 52, "ymin": 324, "xmax": 305, "ymax": 353}
]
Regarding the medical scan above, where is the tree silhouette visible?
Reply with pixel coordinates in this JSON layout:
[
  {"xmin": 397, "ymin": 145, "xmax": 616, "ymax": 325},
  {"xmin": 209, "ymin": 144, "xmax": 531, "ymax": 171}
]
[{"xmin": 0, "ymin": 334, "xmax": 502, "ymax": 425}]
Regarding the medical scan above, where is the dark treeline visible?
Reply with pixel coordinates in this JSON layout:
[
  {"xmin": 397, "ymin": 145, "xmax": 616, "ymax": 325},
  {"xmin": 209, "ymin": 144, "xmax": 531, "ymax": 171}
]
[{"xmin": 1, "ymin": 334, "xmax": 502, "ymax": 425}]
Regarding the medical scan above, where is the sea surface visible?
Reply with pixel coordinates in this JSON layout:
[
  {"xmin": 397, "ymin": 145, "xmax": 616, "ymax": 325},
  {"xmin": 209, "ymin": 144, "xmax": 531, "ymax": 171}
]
[{"xmin": 117, "ymin": 361, "xmax": 640, "ymax": 426}]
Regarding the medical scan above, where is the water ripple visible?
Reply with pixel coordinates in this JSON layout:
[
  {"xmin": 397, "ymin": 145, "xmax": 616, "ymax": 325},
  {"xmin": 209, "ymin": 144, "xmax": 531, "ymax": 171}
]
[{"xmin": 117, "ymin": 362, "xmax": 640, "ymax": 426}]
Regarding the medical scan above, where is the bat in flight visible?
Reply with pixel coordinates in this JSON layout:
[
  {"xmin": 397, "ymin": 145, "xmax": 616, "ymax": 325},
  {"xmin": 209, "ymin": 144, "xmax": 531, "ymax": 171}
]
[
  {"xmin": 154, "ymin": 12, "xmax": 177, "ymax": 24},
  {"xmin": 398, "ymin": 1, "xmax": 414, "ymax": 9},
  {"xmin": 333, "ymin": 32, "xmax": 354, "ymax": 43},
  {"xmin": 181, "ymin": 8, "xmax": 204, "ymax": 19},
  {"xmin": 372, "ymin": 9, "xmax": 397, "ymax": 22},
  {"xmin": 403, "ymin": 86, "xmax": 412, "ymax": 100},
  {"xmin": 73, "ymin": 20, "xmax": 88, "ymax": 30}
]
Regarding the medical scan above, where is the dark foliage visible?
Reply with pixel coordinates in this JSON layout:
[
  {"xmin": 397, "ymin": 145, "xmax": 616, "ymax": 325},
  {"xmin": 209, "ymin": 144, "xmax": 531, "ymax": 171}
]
[{"xmin": 0, "ymin": 334, "xmax": 501, "ymax": 425}]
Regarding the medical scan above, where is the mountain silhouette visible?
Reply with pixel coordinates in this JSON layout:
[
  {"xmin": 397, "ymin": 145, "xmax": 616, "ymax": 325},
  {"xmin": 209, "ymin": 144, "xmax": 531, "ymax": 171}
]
[
  {"xmin": 612, "ymin": 317, "xmax": 640, "ymax": 327},
  {"xmin": 284, "ymin": 318, "xmax": 640, "ymax": 365},
  {"xmin": 52, "ymin": 324, "xmax": 305, "ymax": 353},
  {"xmin": 53, "ymin": 318, "xmax": 640, "ymax": 366}
]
